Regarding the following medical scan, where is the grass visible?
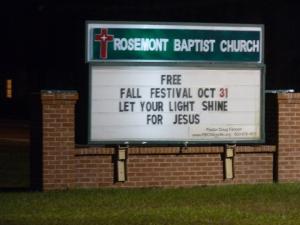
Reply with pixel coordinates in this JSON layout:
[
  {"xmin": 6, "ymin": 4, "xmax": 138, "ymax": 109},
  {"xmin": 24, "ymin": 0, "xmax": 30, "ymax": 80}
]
[{"xmin": 1, "ymin": 184, "xmax": 300, "ymax": 225}]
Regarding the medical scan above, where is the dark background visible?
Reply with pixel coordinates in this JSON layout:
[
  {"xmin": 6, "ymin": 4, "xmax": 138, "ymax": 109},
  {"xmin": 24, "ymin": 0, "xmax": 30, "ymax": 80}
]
[{"xmin": 0, "ymin": 0, "xmax": 299, "ymax": 122}]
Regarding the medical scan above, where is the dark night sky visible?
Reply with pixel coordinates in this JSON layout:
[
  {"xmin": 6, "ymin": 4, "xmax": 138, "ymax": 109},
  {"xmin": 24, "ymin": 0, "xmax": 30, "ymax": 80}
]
[{"xmin": 1, "ymin": 0, "xmax": 300, "ymax": 91}]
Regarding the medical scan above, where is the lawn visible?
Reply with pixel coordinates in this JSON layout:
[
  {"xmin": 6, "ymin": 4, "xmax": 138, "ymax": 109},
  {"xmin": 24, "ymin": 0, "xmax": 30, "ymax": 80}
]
[{"xmin": 1, "ymin": 184, "xmax": 300, "ymax": 225}]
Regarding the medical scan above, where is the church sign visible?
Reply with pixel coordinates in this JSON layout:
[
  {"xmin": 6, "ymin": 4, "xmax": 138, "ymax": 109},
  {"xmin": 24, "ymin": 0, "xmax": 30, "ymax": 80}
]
[
  {"xmin": 86, "ymin": 22, "xmax": 265, "ymax": 145},
  {"xmin": 89, "ymin": 65, "xmax": 264, "ymax": 144},
  {"xmin": 86, "ymin": 22, "xmax": 263, "ymax": 63}
]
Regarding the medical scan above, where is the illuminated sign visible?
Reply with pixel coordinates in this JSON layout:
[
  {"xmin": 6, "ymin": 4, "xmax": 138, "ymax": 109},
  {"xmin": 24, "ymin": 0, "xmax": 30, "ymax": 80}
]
[
  {"xmin": 86, "ymin": 22, "xmax": 263, "ymax": 63},
  {"xmin": 89, "ymin": 65, "xmax": 264, "ymax": 144}
]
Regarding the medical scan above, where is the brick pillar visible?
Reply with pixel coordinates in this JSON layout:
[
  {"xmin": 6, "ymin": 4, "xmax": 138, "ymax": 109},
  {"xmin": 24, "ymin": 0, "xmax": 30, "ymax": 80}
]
[
  {"xmin": 278, "ymin": 93, "xmax": 300, "ymax": 182},
  {"xmin": 41, "ymin": 90, "xmax": 78, "ymax": 190}
]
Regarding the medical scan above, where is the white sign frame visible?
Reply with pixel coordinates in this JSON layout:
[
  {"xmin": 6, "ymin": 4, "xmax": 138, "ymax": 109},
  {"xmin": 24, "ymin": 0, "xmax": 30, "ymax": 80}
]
[{"xmin": 88, "ymin": 63, "xmax": 265, "ymax": 145}]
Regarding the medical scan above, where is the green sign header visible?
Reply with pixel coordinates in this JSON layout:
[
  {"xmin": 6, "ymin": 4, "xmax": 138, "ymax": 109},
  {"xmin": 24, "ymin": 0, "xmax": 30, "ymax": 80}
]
[{"xmin": 86, "ymin": 22, "xmax": 263, "ymax": 63}]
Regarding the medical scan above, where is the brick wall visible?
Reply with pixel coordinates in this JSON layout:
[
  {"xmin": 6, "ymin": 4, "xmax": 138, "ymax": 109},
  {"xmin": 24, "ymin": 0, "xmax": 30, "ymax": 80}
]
[
  {"xmin": 73, "ymin": 146, "xmax": 275, "ymax": 189},
  {"xmin": 234, "ymin": 152, "xmax": 274, "ymax": 184},
  {"xmin": 278, "ymin": 93, "xmax": 300, "ymax": 182},
  {"xmin": 75, "ymin": 152, "xmax": 224, "ymax": 188},
  {"xmin": 40, "ymin": 90, "xmax": 78, "ymax": 190},
  {"xmin": 33, "ymin": 91, "xmax": 300, "ymax": 191}
]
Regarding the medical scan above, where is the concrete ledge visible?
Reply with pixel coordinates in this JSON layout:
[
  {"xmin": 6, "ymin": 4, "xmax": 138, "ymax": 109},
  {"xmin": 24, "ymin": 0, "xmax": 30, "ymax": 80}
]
[
  {"xmin": 278, "ymin": 93, "xmax": 300, "ymax": 103},
  {"xmin": 75, "ymin": 145, "xmax": 276, "ymax": 156},
  {"xmin": 236, "ymin": 145, "xmax": 276, "ymax": 153},
  {"xmin": 41, "ymin": 90, "xmax": 79, "ymax": 102}
]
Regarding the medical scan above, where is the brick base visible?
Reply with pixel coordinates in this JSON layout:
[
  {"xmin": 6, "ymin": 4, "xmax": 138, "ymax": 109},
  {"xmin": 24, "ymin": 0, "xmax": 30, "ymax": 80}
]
[
  {"xmin": 31, "ymin": 91, "xmax": 300, "ymax": 191},
  {"xmin": 74, "ymin": 151, "xmax": 274, "ymax": 189}
]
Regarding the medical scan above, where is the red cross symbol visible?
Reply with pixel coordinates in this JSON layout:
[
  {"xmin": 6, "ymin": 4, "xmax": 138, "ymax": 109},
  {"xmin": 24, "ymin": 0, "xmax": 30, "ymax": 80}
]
[{"xmin": 95, "ymin": 28, "xmax": 114, "ymax": 59}]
